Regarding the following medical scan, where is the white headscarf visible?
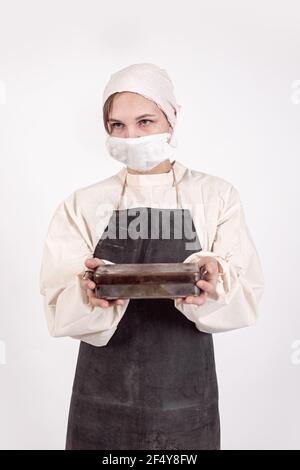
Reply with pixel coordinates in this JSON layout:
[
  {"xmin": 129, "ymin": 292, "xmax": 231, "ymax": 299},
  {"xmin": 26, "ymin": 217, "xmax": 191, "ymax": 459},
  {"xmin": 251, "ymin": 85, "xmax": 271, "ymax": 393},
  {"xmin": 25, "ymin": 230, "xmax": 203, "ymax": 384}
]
[{"xmin": 102, "ymin": 63, "xmax": 181, "ymax": 148}]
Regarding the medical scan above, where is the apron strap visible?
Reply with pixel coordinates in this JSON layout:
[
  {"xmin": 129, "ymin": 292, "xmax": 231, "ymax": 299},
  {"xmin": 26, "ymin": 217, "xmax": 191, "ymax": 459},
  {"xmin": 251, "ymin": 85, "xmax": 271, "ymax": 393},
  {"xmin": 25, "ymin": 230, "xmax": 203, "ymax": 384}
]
[{"xmin": 116, "ymin": 160, "xmax": 182, "ymax": 210}]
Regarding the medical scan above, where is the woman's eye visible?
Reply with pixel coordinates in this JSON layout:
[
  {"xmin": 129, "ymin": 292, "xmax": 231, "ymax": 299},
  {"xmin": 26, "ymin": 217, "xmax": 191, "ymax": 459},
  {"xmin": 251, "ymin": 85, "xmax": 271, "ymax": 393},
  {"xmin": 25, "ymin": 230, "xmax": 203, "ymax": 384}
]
[
  {"xmin": 139, "ymin": 119, "xmax": 152, "ymax": 126},
  {"xmin": 111, "ymin": 120, "xmax": 153, "ymax": 129}
]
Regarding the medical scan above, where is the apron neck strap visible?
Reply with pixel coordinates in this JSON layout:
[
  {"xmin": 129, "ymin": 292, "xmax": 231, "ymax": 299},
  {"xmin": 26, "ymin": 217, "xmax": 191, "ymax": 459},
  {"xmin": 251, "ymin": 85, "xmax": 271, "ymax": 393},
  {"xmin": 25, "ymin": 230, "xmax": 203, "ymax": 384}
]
[{"xmin": 116, "ymin": 163, "xmax": 182, "ymax": 210}]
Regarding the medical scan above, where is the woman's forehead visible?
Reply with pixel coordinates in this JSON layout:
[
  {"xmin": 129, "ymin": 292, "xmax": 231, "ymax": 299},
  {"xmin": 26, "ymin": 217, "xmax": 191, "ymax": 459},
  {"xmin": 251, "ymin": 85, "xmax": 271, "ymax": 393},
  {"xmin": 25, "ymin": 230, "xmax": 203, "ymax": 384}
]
[{"xmin": 109, "ymin": 92, "xmax": 163, "ymax": 120}]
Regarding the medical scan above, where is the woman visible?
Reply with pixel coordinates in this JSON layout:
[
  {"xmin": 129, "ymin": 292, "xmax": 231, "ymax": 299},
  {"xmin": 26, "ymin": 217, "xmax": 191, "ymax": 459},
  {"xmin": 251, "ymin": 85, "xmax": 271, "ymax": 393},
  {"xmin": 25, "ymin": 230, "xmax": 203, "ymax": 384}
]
[{"xmin": 39, "ymin": 63, "xmax": 265, "ymax": 450}]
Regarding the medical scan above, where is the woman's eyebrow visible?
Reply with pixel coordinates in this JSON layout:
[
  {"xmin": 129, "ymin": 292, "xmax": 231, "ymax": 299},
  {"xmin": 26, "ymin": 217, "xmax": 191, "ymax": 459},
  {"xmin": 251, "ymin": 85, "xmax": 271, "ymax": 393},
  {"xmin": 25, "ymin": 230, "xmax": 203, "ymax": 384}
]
[{"xmin": 108, "ymin": 114, "xmax": 157, "ymax": 123}]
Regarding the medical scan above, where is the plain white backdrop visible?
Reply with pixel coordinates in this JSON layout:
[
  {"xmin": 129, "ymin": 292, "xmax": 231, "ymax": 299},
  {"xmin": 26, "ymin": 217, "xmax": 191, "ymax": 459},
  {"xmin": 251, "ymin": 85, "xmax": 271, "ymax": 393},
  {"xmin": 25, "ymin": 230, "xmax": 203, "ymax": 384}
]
[{"xmin": 0, "ymin": 0, "xmax": 299, "ymax": 450}]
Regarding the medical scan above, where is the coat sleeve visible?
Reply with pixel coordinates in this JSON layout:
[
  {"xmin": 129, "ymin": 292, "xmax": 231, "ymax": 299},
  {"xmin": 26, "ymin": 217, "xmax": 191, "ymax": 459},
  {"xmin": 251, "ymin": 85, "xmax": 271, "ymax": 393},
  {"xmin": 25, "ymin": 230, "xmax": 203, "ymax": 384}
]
[
  {"xmin": 174, "ymin": 184, "xmax": 265, "ymax": 333},
  {"xmin": 39, "ymin": 192, "xmax": 130, "ymax": 347}
]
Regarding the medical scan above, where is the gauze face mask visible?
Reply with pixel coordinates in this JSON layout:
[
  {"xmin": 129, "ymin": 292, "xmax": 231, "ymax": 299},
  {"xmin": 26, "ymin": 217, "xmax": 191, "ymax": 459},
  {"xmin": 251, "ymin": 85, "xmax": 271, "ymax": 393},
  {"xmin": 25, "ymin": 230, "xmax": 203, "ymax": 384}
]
[{"xmin": 105, "ymin": 132, "xmax": 176, "ymax": 172}]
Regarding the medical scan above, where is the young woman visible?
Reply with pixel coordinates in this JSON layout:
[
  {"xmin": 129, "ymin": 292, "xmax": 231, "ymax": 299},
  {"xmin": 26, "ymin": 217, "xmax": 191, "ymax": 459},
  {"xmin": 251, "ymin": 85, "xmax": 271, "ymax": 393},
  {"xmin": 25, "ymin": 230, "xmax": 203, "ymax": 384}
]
[{"xmin": 40, "ymin": 63, "xmax": 265, "ymax": 450}]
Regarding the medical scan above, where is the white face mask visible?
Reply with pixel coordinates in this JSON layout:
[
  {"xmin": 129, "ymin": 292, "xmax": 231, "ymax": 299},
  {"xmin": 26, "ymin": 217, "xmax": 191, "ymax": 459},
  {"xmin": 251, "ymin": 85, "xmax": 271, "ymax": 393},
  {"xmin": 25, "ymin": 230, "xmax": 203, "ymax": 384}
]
[{"xmin": 105, "ymin": 132, "xmax": 176, "ymax": 172}]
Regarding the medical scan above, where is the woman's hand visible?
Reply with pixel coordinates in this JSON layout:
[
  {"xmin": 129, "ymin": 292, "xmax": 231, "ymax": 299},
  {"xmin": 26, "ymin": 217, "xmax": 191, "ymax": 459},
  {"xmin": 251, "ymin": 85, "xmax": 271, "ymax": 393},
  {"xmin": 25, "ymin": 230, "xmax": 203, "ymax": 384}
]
[
  {"xmin": 175, "ymin": 257, "xmax": 220, "ymax": 307},
  {"xmin": 80, "ymin": 257, "xmax": 126, "ymax": 309}
]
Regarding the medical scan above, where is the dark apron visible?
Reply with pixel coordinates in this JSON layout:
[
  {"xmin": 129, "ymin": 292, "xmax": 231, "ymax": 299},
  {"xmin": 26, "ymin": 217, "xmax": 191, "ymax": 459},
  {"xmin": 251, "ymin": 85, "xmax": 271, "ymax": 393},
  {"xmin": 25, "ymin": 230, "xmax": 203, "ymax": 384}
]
[{"xmin": 65, "ymin": 180, "xmax": 220, "ymax": 450}]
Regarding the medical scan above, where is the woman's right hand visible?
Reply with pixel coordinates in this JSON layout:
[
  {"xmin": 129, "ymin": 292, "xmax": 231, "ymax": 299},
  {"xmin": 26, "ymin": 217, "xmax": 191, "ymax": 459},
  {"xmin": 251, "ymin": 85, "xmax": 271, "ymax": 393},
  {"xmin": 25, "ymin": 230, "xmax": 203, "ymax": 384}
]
[{"xmin": 80, "ymin": 257, "xmax": 126, "ymax": 308}]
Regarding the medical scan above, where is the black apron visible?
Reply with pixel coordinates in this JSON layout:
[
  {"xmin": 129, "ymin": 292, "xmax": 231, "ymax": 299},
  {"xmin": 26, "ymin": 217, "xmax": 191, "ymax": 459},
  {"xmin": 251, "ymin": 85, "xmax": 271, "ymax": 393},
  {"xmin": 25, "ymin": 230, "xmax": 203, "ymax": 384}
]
[{"xmin": 65, "ymin": 169, "xmax": 220, "ymax": 450}]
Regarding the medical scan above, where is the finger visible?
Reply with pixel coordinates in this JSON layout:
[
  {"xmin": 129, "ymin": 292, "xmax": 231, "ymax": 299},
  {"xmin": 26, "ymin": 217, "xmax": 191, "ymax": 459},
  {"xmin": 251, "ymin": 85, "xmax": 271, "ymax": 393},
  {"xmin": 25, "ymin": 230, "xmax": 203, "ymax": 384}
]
[
  {"xmin": 176, "ymin": 292, "xmax": 208, "ymax": 306},
  {"xmin": 205, "ymin": 260, "xmax": 219, "ymax": 274},
  {"xmin": 80, "ymin": 279, "xmax": 96, "ymax": 290},
  {"xmin": 86, "ymin": 289, "xmax": 109, "ymax": 307},
  {"xmin": 88, "ymin": 292, "xmax": 110, "ymax": 308},
  {"xmin": 196, "ymin": 279, "xmax": 215, "ymax": 294},
  {"xmin": 103, "ymin": 298, "xmax": 126, "ymax": 307},
  {"xmin": 183, "ymin": 291, "xmax": 208, "ymax": 305},
  {"xmin": 87, "ymin": 289, "xmax": 125, "ymax": 308},
  {"xmin": 202, "ymin": 269, "xmax": 217, "ymax": 283},
  {"xmin": 205, "ymin": 262, "xmax": 220, "ymax": 284},
  {"xmin": 110, "ymin": 299, "xmax": 125, "ymax": 306},
  {"xmin": 175, "ymin": 297, "xmax": 184, "ymax": 306},
  {"xmin": 84, "ymin": 257, "xmax": 105, "ymax": 269}
]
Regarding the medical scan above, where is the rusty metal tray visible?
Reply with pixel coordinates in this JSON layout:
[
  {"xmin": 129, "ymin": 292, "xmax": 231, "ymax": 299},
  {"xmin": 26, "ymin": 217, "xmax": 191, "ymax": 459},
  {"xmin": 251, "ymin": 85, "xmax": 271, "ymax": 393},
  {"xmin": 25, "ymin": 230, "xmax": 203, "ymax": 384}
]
[{"xmin": 90, "ymin": 262, "xmax": 206, "ymax": 299}]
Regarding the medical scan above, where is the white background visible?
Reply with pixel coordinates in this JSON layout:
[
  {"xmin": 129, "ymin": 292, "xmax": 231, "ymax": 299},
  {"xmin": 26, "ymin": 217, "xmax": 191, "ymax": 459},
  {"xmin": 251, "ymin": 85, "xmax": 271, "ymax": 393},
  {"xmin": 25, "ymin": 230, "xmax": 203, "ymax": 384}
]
[{"xmin": 0, "ymin": 0, "xmax": 299, "ymax": 450}]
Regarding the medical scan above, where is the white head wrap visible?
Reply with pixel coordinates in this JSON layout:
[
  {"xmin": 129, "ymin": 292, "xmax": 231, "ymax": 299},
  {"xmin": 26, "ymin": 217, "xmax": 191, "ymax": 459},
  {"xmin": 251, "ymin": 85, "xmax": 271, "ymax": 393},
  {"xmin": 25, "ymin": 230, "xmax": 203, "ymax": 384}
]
[{"xmin": 102, "ymin": 63, "xmax": 181, "ymax": 148}]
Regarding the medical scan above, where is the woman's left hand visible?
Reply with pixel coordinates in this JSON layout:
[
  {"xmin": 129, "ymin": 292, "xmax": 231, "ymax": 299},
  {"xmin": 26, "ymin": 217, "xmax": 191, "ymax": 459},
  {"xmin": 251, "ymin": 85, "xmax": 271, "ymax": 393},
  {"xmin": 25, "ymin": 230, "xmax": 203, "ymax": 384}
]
[{"xmin": 175, "ymin": 257, "xmax": 219, "ymax": 306}]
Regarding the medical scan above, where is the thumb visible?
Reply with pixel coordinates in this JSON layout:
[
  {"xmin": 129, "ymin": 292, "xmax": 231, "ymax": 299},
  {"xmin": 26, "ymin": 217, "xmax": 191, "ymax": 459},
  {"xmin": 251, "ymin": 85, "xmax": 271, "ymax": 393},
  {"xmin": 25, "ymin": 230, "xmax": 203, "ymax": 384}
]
[{"xmin": 84, "ymin": 257, "xmax": 105, "ymax": 269}]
